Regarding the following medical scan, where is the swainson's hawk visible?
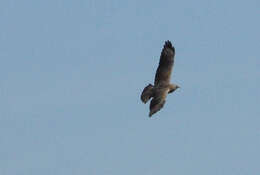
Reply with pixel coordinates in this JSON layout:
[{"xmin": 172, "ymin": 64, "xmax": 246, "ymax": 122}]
[{"xmin": 141, "ymin": 40, "xmax": 180, "ymax": 117}]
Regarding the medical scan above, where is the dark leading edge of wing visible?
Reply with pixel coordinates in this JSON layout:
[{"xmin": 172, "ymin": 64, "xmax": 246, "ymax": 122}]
[{"xmin": 154, "ymin": 40, "xmax": 175, "ymax": 86}]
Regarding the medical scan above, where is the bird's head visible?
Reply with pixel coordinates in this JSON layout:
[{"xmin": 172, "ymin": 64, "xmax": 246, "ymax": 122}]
[{"xmin": 168, "ymin": 84, "xmax": 180, "ymax": 93}]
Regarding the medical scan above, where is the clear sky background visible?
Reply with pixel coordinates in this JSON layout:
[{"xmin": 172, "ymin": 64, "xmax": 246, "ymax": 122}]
[{"xmin": 1, "ymin": 0, "xmax": 260, "ymax": 174}]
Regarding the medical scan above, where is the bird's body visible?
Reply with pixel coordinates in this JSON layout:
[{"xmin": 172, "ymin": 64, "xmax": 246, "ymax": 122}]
[{"xmin": 141, "ymin": 41, "xmax": 179, "ymax": 117}]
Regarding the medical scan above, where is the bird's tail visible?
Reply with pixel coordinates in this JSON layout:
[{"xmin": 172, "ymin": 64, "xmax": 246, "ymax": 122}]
[{"xmin": 141, "ymin": 84, "xmax": 154, "ymax": 104}]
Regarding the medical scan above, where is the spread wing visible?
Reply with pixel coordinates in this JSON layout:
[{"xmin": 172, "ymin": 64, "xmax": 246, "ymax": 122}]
[
  {"xmin": 149, "ymin": 88, "xmax": 168, "ymax": 117},
  {"xmin": 154, "ymin": 41, "xmax": 175, "ymax": 86}
]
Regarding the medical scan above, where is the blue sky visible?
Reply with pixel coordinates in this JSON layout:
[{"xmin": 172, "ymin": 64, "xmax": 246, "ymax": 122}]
[{"xmin": 1, "ymin": 0, "xmax": 260, "ymax": 174}]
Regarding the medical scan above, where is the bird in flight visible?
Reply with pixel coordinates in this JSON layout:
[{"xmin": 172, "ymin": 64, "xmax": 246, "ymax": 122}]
[{"xmin": 141, "ymin": 40, "xmax": 180, "ymax": 117}]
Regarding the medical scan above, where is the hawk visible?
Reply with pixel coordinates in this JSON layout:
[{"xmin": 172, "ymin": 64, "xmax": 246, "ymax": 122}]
[{"xmin": 141, "ymin": 40, "xmax": 180, "ymax": 117}]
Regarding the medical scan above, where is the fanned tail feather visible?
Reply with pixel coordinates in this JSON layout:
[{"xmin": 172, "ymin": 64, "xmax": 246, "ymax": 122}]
[{"xmin": 141, "ymin": 84, "xmax": 154, "ymax": 104}]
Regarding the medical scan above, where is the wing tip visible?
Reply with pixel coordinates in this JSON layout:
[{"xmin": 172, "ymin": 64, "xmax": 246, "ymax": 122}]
[{"xmin": 164, "ymin": 40, "xmax": 175, "ymax": 52}]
